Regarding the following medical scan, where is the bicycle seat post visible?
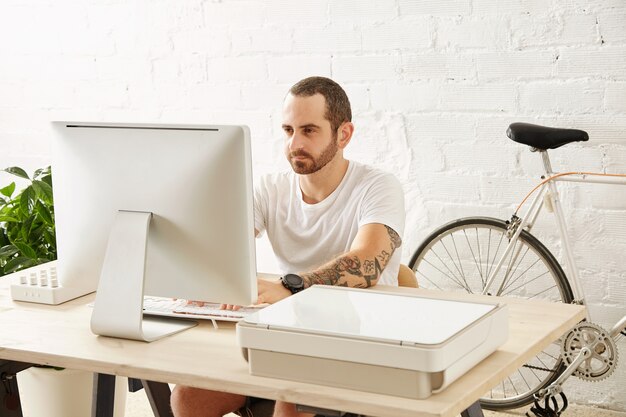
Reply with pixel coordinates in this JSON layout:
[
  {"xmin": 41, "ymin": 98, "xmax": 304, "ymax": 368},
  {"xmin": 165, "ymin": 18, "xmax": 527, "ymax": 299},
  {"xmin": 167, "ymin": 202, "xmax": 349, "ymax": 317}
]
[{"xmin": 540, "ymin": 150, "xmax": 555, "ymax": 177}]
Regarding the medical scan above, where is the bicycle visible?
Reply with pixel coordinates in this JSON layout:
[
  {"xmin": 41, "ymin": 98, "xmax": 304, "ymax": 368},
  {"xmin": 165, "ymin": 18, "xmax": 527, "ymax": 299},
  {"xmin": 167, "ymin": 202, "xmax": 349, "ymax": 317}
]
[{"xmin": 408, "ymin": 122, "xmax": 626, "ymax": 415}]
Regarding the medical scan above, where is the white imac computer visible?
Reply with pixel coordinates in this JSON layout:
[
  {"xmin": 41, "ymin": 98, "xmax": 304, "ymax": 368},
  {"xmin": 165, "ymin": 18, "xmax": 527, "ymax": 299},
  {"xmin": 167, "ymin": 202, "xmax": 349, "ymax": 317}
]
[{"xmin": 37, "ymin": 122, "xmax": 256, "ymax": 341}]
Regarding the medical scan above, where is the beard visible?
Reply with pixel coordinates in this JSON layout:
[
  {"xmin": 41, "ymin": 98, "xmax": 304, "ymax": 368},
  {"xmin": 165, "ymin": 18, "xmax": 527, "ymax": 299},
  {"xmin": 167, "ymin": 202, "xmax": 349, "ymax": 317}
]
[{"xmin": 288, "ymin": 137, "xmax": 339, "ymax": 175}]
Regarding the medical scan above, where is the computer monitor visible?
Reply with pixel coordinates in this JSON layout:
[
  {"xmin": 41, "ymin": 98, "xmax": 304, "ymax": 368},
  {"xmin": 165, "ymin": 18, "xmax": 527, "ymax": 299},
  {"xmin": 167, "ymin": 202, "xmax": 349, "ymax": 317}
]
[{"xmin": 51, "ymin": 122, "xmax": 257, "ymax": 341}]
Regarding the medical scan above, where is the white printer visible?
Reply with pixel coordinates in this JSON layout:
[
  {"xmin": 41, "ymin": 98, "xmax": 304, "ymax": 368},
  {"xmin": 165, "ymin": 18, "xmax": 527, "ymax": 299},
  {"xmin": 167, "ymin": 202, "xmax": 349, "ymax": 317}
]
[{"xmin": 236, "ymin": 286, "xmax": 508, "ymax": 399}]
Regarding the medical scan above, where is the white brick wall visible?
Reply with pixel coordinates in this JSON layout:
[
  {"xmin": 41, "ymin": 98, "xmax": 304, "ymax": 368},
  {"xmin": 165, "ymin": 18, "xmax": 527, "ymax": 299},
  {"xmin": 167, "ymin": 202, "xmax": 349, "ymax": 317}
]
[{"xmin": 0, "ymin": 0, "xmax": 625, "ymax": 411}]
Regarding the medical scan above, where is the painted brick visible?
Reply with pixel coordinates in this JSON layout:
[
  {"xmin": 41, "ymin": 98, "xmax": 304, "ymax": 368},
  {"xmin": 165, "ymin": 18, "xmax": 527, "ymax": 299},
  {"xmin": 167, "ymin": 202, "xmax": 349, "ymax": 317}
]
[
  {"xmin": 369, "ymin": 82, "xmax": 439, "ymax": 112},
  {"xmin": 438, "ymin": 84, "xmax": 517, "ymax": 112},
  {"xmin": 476, "ymin": 51, "xmax": 557, "ymax": 80},
  {"xmin": 202, "ymin": 1, "xmax": 266, "ymax": 29},
  {"xmin": 362, "ymin": 17, "xmax": 432, "ymax": 51},
  {"xmin": 479, "ymin": 175, "xmax": 537, "ymax": 206},
  {"xmin": 267, "ymin": 55, "xmax": 332, "ymax": 83},
  {"xmin": 519, "ymin": 81, "xmax": 605, "ymax": 114},
  {"xmin": 330, "ymin": 0, "xmax": 397, "ymax": 22},
  {"xmin": 399, "ymin": 0, "xmax": 471, "ymax": 16},
  {"xmin": 597, "ymin": 8, "xmax": 626, "ymax": 44},
  {"xmin": 171, "ymin": 28, "xmax": 232, "ymax": 56},
  {"xmin": 557, "ymin": 46, "xmax": 626, "ymax": 79},
  {"xmin": 265, "ymin": 0, "xmax": 329, "ymax": 25},
  {"xmin": 401, "ymin": 53, "xmax": 475, "ymax": 81},
  {"xmin": 605, "ymin": 82, "xmax": 626, "ymax": 112},
  {"xmin": 332, "ymin": 55, "xmax": 402, "ymax": 82},
  {"xmin": 186, "ymin": 83, "xmax": 242, "ymax": 110},
  {"xmin": 443, "ymin": 142, "xmax": 520, "ymax": 176},
  {"xmin": 472, "ymin": 0, "xmax": 558, "ymax": 15},
  {"xmin": 240, "ymin": 83, "xmax": 285, "ymax": 111},
  {"xmin": 206, "ymin": 56, "xmax": 267, "ymax": 82},
  {"xmin": 231, "ymin": 26, "xmax": 293, "ymax": 55},
  {"xmin": 342, "ymin": 84, "xmax": 371, "ymax": 114},
  {"xmin": 293, "ymin": 26, "xmax": 361, "ymax": 54},
  {"xmin": 436, "ymin": 17, "xmax": 510, "ymax": 49},
  {"xmin": 404, "ymin": 114, "xmax": 477, "ymax": 142},
  {"xmin": 419, "ymin": 174, "xmax": 481, "ymax": 202}
]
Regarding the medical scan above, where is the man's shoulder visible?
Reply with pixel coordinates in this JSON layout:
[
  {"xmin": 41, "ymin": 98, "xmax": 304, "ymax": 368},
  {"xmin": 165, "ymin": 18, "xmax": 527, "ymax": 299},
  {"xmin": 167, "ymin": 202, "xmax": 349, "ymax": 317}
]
[
  {"xmin": 256, "ymin": 169, "xmax": 293, "ymax": 190},
  {"xmin": 349, "ymin": 161, "xmax": 401, "ymax": 187}
]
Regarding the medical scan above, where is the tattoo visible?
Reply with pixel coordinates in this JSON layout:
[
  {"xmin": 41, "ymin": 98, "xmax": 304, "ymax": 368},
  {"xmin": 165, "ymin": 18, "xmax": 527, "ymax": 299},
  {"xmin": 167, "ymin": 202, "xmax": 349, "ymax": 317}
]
[
  {"xmin": 303, "ymin": 249, "xmax": 391, "ymax": 289},
  {"xmin": 302, "ymin": 226, "xmax": 402, "ymax": 289},
  {"xmin": 336, "ymin": 256, "xmax": 362, "ymax": 276},
  {"xmin": 385, "ymin": 226, "xmax": 402, "ymax": 250},
  {"xmin": 362, "ymin": 256, "xmax": 383, "ymax": 287}
]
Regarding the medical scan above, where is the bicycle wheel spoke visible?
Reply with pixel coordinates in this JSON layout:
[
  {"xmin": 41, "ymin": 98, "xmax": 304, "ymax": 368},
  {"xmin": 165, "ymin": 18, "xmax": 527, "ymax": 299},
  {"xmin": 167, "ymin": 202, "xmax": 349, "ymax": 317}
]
[
  {"xmin": 423, "ymin": 248, "xmax": 470, "ymax": 291},
  {"xmin": 463, "ymin": 229, "xmax": 485, "ymax": 284}
]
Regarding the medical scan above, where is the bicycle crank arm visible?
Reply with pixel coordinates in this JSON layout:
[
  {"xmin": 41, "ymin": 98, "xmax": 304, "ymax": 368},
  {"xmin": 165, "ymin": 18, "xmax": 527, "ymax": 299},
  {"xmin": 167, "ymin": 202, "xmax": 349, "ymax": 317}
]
[
  {"xmin": 610, "ymin": 315, "xmax": 626, "ymax": 339},
  {"xmin": 536, "ymin": 347, "xmax": 591, "ymax": 400}
]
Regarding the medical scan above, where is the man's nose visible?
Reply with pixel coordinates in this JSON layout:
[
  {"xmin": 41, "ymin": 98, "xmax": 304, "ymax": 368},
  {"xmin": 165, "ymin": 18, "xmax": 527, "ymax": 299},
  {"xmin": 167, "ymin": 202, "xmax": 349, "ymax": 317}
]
[{"xmin": 289, "ymin": 132, "xmax": 304, "ymax": 150}]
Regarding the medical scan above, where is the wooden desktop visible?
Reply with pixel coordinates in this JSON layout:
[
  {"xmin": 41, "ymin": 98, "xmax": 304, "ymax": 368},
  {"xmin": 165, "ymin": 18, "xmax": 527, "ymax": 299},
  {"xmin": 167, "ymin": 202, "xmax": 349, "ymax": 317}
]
[{"xmin": 0, "ymin": 281, "xmax": 585, "ymax": 417}]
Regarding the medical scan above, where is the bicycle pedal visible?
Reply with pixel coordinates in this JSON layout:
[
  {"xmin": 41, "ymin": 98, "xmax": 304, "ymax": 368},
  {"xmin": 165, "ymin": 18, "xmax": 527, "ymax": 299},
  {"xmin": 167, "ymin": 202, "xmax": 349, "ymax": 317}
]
[{"xmin": 526, "ymin": 392, "xmax": 568, "ymax": 417}]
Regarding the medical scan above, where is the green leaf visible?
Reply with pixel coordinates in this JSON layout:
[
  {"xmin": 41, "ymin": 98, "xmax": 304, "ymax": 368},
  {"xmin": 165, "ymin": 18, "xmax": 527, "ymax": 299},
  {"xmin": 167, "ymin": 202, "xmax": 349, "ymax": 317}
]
[
  {"xmin": 19, "ymin": 187, "xmax": 35, "ymax": 217},
  {"xmin": 0, "ymin": 182, "xmax": 16, "ymax": 198},
  {"xmin": 35, "ymin": 201, "xmax": 54, "ymax": 226},
  {"xmin": 4, "ymin": 167, "xmax": 29, "ymax": 180},
  {"xmin": 20, "ymin": 215, "xmax": 35, "ymax": 241},
  {"xmin": 32, "ymin": 180, "xmax": 54, "ymax": 203},
  {"xmin": 3, "ymin": 256, "xmax": 37, "ymax": 274},
  {"xmin": 13, "ymin": 242, "xmax": 37, "ymax": 259},
  {"xmin": 40, "ymin": 173, "xmax": 53, "ymax": 187},
  {"xmin": 0, "ymin": 215, "xmax": 19, "ymax": 223},
  {"xmin": 0, "ymin": 245, "xmax": 18, "ymax": 258},
  {"xmin": 43, "ymin": 230, "xmax": 56, "ymax": 247}
]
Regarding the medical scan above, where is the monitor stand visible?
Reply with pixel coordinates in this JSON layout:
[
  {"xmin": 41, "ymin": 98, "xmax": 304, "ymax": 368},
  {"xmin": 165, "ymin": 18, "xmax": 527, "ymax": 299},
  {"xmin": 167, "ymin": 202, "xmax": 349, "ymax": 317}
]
[{"xmin": 90, "ymin": 210, "xmax": 197, "ymax": 342}]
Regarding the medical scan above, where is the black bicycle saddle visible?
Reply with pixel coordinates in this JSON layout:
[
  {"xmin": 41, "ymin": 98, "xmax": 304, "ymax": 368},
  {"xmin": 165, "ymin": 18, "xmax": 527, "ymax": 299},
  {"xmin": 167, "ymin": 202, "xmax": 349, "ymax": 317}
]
[{"xmin": 507, "ymin": 123, "xmax": 589, "ymax": 150}]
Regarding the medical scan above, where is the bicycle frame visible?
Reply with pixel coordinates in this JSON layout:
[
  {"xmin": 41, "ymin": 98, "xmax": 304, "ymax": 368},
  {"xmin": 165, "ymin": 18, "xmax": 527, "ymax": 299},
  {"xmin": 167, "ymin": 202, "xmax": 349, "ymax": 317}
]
[{"xmin": 483, "ymin": 149, "xmax": 626, "ymax": 334}]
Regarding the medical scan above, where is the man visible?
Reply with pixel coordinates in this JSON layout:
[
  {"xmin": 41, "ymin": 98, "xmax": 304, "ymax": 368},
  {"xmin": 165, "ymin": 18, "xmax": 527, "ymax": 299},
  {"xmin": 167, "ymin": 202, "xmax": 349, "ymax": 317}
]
[{"xmin": 170, "ymin": 76, "xmax": 405, "ymax": 417}]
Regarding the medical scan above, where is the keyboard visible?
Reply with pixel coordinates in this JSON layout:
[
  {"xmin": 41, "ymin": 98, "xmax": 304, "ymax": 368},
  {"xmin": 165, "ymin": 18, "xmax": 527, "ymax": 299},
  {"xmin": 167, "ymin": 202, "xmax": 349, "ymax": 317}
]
[{"xmin": 142, "ymin": 296, "xmax": 264, "ymax": 322}]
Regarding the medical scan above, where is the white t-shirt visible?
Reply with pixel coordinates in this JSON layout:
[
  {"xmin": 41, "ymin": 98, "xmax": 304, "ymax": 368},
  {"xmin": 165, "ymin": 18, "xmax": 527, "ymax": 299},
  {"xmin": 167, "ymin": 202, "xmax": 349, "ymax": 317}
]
[{"xmin": 254, "ymin": 161, "xmax": 405, "ymax": 286}]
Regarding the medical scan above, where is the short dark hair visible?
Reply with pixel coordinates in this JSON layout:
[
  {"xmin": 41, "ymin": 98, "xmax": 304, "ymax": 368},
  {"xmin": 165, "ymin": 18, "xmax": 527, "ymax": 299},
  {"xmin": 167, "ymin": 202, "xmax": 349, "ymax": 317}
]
[{"xmin": 288, "ymin": 76, "xmax": 352, "ymax": 133}]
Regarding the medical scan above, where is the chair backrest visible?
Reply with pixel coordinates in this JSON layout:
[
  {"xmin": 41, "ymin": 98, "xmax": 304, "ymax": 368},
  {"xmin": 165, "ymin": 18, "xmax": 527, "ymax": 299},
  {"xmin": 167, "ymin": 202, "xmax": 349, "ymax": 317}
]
[{"xmin": 397, "ymin": 264, "xmax": 418, "ymax": 288}]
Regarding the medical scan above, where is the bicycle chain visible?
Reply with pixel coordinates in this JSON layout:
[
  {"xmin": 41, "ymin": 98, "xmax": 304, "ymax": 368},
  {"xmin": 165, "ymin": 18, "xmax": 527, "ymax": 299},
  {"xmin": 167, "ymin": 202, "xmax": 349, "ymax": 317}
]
[{"xmin": 523, "ymin": 364, "xmax": 557, "ymax": 373}]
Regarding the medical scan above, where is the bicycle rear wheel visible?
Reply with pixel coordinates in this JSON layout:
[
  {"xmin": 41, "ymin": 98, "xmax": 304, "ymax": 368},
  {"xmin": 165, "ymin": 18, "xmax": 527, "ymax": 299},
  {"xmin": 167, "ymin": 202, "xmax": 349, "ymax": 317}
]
[{"xmin": 408, "ymin": 217, "xmax": 573, "ymax": 410}]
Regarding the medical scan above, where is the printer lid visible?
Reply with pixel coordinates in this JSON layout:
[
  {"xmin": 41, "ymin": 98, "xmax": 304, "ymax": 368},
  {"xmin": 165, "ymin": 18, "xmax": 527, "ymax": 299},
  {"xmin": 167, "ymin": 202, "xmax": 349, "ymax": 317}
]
[{"xmin": 243, "ymin": 286, "xmax": 499, "ymax": 346}]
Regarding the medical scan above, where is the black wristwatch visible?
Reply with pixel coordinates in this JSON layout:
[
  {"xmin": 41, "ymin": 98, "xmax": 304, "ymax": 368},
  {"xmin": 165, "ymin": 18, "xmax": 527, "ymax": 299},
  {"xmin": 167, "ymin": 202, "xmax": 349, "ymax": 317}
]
[{"xmin": 280, "ymin": 273, "xmax": 305, "ymax": 294}]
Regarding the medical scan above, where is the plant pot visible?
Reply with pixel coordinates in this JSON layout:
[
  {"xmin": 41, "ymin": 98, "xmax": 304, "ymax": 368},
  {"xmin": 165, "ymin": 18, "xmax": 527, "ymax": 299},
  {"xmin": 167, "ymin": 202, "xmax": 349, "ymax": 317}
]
[{"xmin": 16, "ymin": 367, "xmax": 127, "ymax": 417}]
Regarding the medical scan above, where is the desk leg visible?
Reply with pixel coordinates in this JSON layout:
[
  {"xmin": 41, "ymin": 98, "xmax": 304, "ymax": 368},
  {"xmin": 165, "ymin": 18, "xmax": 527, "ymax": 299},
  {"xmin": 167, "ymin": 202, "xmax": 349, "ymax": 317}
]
[
  {"xmin": 460, "ymin": 401, "xmax": 484, "ymax": 417},
  {"xmin": 92, "ymin": 373, "xmax": 116, "ymax": 417},
  {"xmin": 141, "ymin": 380, "xmax": 174, "ymax": 417}
]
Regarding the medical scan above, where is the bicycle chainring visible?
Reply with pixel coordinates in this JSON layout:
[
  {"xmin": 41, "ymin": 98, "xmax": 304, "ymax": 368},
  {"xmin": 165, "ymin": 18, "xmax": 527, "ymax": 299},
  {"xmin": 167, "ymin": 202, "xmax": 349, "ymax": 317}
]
[{"xmin": 561, "ymin": 322, "xmax": 618, "ymax": 382}]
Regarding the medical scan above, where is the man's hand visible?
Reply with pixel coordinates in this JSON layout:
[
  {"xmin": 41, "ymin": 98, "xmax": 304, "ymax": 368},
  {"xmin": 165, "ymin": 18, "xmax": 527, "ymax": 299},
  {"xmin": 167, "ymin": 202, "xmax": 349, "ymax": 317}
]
[{"xmin": 256, "ymin": 278, "xmax": 291, "ymax": 305}]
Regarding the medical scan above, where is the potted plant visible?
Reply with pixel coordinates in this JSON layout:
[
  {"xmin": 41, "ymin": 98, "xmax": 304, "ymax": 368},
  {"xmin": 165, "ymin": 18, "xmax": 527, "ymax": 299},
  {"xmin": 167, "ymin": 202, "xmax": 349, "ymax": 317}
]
[
  {"xmin": 0, "ymin": 166, "xmax": 55, "ymax": 275},
  {"xmin": 1, "ymin": 166, "xmax": 127, "ymax": 417}
]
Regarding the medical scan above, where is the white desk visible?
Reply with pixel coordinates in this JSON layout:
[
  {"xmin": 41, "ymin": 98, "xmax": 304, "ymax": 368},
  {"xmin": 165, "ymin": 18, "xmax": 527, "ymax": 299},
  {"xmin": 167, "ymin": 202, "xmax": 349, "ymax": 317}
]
[{"xmin": 0, "ymin": 282, "xmax": 585, "ymax": 417}]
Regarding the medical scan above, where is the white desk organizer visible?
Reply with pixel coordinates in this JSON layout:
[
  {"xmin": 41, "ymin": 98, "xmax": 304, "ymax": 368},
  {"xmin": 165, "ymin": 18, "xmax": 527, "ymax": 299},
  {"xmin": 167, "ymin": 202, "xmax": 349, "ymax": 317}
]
[
  {"xmin": 8, "ymin": 260, "xmax": 92, "ymax": 305},
  {"xmin": 237, "ymin": 286, "xmax": 508, "ymax": 399}
]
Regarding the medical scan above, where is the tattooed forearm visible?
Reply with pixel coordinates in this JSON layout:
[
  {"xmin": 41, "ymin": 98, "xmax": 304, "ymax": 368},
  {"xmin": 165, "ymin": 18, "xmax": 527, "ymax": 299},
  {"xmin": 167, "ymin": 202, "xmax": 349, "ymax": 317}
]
[
  {"xmin": 385, "ymin": 226, "xmax": 402, "ymax": 250},
  {"xmin": 302, "ymin": 249, "xmax": 390, "ymax": 289}
]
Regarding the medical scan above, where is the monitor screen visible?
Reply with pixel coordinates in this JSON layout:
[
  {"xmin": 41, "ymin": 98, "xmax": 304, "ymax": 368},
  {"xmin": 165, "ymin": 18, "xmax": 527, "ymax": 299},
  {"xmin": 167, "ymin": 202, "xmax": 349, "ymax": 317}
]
[{"xmin": 51, "ymin": 122, "xmax": 257, "ymax": 340}]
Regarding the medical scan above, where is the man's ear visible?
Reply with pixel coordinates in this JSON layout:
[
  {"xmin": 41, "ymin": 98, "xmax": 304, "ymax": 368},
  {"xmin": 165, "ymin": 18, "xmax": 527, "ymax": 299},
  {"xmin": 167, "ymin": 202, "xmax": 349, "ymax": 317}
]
[{"xmin": 337, "ymin": 122, "xmax": 354, "ymax": 149}]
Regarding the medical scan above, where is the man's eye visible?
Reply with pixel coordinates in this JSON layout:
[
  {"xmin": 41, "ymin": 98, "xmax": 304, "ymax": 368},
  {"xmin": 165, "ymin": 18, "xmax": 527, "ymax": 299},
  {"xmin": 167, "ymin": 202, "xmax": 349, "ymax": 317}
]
[
  {"xmin": 284, "ymin": 128, "xmax": 293, "ymax": 135},
  {"xmin": 304, "ymin": 128, "xmax": 313, "ymax": 134}
]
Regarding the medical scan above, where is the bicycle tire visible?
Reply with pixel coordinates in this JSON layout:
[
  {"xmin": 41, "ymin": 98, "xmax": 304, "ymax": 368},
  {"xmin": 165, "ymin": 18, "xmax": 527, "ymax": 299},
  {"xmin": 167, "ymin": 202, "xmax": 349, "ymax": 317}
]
[{"xmin": 409, "ymin": 217, "xmax": 574, "ymax": 410}]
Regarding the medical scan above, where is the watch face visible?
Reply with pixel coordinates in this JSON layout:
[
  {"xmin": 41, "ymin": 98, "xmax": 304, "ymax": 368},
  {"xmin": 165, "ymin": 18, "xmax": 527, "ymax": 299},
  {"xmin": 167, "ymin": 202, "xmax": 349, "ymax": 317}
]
[
  {"xmin": 285, "ymin": 273, "xmax": 303, "ymax": 288},
  {"xmin": 282, "ymin": 274, "xmax": 304, "ymax": 294}
]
